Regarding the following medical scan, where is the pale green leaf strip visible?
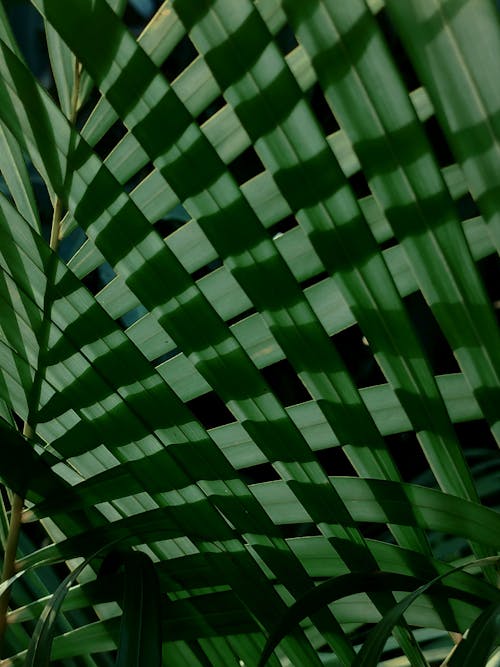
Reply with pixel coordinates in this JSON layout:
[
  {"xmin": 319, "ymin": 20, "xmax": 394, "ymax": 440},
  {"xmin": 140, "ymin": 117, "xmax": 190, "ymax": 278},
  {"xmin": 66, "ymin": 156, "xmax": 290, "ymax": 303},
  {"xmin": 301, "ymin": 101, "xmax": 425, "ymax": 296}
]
[
  {"xmin": 284, "ymin": 0, "xmax": 500, "ymax": 443},
  {"xmin": 13, "ymin": 537, "xmax": 499, "ymax": 625},
  {"xmin": 0, "ymin": 122, "xmax": 41, "ymax": 232},
  {"xmin": 0, "ymin": 339, "xmax": 32, "ymax": 418},
  {"xmin": 0, "ymin": 1, "xmax": 23, "ymax": 60},
  {"xmin": 172, "ymin": 0, "xmax": 481, "ymax": 528},
  {"xmin": 0, "ymin": 42, "xmax": 68, "ymax": 197},
  {"xmin": 263, "ymin": 475, "xmax": 500, "ymax": 549},
  {"xmin": 353, "ymin": 556, "xmax": 500, "ymax": 667},
  {"xmin": 0, "ymin": 293, "xmax": 36, "ymax": 419},
  {"xmin": 386, "ymin": 0, "xmax": 500, "ymax": 251},
  {"xmin": 0, "ymin": 568, "xmax": 27, "ymax": 599},
  {"xmin": 28, "ymin": 0, "xmax": 410, "ymax": 520},
  {"xmin": 0, "ymin": 204, "xmax": 339, "ymax": 664},
  {"xmin": 20, "ymin": 477, "xmax": 500, "ymax": 567},
  {"xmin": 44, "ymin": 19, "xmax": 75, "ymax": 119},
  {"xmin": 21, "ymin": 0, "xmax": 419, "ymax": 570},
  {"xmin": 77, "ymin": 0, "xmax": 185, "ymax": 147},
  {"xmin": 74, "ymin": 0, "xmax": 128, "ymax": 110},
  {"xmin": 0, "ymin": 397, "xmax": 14, "ymax": 425}
]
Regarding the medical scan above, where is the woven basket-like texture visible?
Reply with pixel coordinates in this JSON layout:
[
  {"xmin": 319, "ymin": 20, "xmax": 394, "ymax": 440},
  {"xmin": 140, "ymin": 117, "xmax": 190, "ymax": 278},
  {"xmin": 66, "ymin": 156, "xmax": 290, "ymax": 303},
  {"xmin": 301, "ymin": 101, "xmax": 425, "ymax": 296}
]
[{"xmin": 0, "ymin": 1, "xmax": 499, "ymax": 665}]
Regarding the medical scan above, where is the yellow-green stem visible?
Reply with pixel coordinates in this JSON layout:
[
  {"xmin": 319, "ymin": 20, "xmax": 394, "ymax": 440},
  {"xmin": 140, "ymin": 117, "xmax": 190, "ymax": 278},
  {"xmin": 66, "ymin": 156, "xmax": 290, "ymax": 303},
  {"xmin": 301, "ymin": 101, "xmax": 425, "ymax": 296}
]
[
  {"xmin": 0, "ymin": 59, "xmax": 80, "ymax": 651},
  {"xmin": 49, "ymin": 193, "xmax": 63, "ymax": 252},
  {"xmin": 440, "ymin": 637, "xmax": 462, "ymax": 667},
  {"xmin": 0, "ymin": 494, "xmax": 23, "ymax": 651},
  {"xmin": 69, "ymin": 58, "xmax": 81, "ymax": 126}
]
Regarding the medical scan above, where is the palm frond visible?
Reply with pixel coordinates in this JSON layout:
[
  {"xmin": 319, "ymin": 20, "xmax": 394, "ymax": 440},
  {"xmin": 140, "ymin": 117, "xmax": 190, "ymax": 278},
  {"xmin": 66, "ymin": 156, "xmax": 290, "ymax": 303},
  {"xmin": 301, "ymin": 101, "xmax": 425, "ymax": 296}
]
[{"xmin": 0, "ymin": 1, "xmax": 499, "ymax": 665}]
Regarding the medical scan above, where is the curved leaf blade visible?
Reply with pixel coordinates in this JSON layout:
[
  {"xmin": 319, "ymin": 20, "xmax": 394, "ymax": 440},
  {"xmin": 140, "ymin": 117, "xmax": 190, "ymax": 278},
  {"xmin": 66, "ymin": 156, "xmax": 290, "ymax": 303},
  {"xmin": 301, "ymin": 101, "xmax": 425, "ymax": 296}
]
[
  {"xmin": 24, "ymin": 542, "xmax": 121, "ymax": 667},
  {"xmin": 115, "ymin": 551, "xmax": 162, "ymax": 667},
  {"xmin": 353, "ymin": 557, "xmax": 500, "ymax": 667},
  {"xmin": 447, "ymin": 601, "xmax": 500, "ymax": 667}
]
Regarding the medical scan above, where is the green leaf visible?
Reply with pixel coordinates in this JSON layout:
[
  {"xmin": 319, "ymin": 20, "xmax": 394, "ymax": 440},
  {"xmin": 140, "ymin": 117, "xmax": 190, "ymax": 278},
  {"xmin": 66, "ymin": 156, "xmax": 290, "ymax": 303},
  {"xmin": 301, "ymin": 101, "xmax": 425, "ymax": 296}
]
[
  {"xmin": 44, "ymin": 19, "xmax": 76, "ymax": 121},
  {"xmin": 385, "ymin": 0, "xmax": 500, "ymax": 255},
  {"xmin": 353, "ymin": 557, "xmax": 500, "ymax": 667},
  {"xmin": 0, "ymin": 123, "xmax": 41, "ymax": 232},
  {"xmin": 0, "ymin": 416, "xmax": 66, "ymax": 500},
  {"xmin": 24, "ymin": 542, "xmax": 123, "ymax": 667},
  {"xmin": 259, "ymin": 561, "xmax": 500, "ymax": 667},
  {"xmin": 0, "ymin": 1, "xmax": 499, "ymax": 665},
  {"xmin": 447, "ymin": 601, "xmax": 500, "ymax": 667},
  {"xmin": 114, "ymin": 551, "xmax": 162, "ymax": 667},
  {"xmin": 258, "ymin": 572, "xmax": 417, "ymax": 667},
  {"xmin": 25, "ymin": 556, "xmax": 98, "ymax": 667},
  {"xmin": 0, "ymin": 568, "xmax": 28, "ymax": 599}
]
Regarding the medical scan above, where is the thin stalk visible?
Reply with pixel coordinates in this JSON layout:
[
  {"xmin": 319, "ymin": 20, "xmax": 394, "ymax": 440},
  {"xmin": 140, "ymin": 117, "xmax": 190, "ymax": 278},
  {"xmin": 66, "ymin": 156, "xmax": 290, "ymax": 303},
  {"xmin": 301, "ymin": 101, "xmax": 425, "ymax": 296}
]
[
  {"xmin": 440, "ymin": 636, "xmax": 462, "ymax": 667},
  {"xmin": 48, "ymin": 195, "xmax": 63, "ymax": 251},
  {"xmin": 0, "ymin": 495, "xmax": 8, "ymax": 549},
  {"xmin": 0, "ymin": 59, "xmax": 80, "ymax": 652},
  {"xmin": 0, "ymin": 494, "xmax": 23, "ymax": 649},
  {"xmin": 69, "ymin": 58, "xmax": 81, "ymax": 126}
]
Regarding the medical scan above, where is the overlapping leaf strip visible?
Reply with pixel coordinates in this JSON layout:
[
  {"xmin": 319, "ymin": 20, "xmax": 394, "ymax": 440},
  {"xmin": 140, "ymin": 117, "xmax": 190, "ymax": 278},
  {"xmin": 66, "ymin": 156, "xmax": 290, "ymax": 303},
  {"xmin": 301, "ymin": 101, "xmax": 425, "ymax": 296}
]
[{"xmin": 0, "ymin": 0, "xmax": 499, "ymax": 665}]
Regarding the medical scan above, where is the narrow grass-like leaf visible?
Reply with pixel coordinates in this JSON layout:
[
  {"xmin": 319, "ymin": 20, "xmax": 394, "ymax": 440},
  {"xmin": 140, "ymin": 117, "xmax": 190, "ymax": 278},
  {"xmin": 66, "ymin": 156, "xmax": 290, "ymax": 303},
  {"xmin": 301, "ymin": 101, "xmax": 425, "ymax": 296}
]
[
  {"xmin": 353, "ymin": 557, "xmax": 500, "ymax": 667},
  {"xmin": 385, "ymin": 0, "xmax": 500, "ymax": 252},
  {"xmin": 44, "ymin": 20, "xmax": 76, "ymax": 120},
  {"xmin": 0, "ymin": 123, "xmax": 40, "ymax": 232},
  {"xmin": 114, "ymin": 551, "xmax": 162, "ymax": 667},
  {"xmin": 258, "ymin": 572, "xmax": 417, "ymax": 667},
  {"xmin": 447, "ymin": 601, "xmax": 500, "ymax": 667},
  {"xmin": 0, "ymin": 569, "xmax": 28, "ymax": 599},
  {"xmin": 24, "ymin": 543, "xmax": 120, "ymax": 667},
  {"xmin": 258, "ymin": 567, "xmax": 497, "ymax": 667}
]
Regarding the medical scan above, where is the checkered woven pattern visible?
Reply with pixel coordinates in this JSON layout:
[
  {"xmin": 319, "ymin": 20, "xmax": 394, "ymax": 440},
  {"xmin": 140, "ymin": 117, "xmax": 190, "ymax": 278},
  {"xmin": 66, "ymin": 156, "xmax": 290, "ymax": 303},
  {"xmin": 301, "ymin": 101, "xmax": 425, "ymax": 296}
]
[{"xmin": 0, "ymin": 1, "xmax": 499, "ymax": 665}]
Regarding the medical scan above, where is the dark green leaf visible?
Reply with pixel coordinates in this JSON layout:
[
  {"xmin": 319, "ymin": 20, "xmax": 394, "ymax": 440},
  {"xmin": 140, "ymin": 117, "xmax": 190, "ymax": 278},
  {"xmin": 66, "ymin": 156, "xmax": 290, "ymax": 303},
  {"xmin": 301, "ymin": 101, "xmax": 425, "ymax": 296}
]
[
  {"xmin": 353, "ymin": 557, "xmax": 500, "ymax": 667},
  {"xmin": 447, "ymin": 601, "xmax": 500, "ymax": 667}
]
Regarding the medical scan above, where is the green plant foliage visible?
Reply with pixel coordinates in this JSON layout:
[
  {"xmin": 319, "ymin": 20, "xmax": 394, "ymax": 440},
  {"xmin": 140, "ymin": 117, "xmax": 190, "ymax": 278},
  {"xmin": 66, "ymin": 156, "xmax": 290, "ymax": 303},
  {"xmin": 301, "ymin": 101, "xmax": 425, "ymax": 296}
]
[
  {"xmin": 22, "ymin": 548, "xmax": 161, "ymax": 667},
  {"xmin": 0, "ymin": 0, "xmax": 499, "ymax": 665}
]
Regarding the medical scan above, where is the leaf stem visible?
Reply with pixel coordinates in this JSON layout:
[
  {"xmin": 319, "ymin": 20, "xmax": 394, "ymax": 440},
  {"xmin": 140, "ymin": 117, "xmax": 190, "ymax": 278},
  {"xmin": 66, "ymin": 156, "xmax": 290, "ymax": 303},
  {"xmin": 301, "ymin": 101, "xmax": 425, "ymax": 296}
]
[
  {"xmin": 69, "ymin": 58, "xmax": 81, "ymax": 126},
  {"xmin": 0, "ymin": 494, "xmax": 23, "ymax": 650},
  {"xmin": 0, "ymin": 58, "xmax": 81, "ymax": 652},
  {"xmin": 440, "ymin": 635, "xmax": 463, "ymax": 667},
  {"xmin": 48, "ymin": 196, "xmax": 63, "ymax": 252}
]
